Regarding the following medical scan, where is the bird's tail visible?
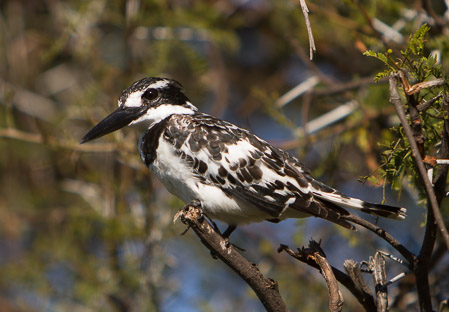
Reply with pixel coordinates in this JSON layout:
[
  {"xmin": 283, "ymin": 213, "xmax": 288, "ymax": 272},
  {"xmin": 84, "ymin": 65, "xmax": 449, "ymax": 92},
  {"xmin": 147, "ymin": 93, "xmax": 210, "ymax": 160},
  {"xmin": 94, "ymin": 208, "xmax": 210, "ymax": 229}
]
[{"xmin": 312, "ymin": 190, "xmax": 407, "ymax": 221}]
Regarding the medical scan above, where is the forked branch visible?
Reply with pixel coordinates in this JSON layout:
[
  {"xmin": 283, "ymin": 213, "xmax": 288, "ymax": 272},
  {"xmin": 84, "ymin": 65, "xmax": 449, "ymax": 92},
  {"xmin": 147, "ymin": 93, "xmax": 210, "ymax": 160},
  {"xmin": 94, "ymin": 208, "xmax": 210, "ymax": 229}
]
[
  {"xmin": 278, "ymin": 241, "xmax": 343, "ymax": 312},
  {"xmin": 278, "ymin": 241, "xmax": 379, "ymax": 312}
]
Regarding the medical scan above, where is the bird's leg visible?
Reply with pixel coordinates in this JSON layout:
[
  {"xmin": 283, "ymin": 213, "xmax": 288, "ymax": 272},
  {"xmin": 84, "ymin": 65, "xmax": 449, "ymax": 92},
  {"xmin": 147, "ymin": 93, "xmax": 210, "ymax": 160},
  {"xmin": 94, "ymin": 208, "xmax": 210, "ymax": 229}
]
[
  {"xmin": 179, "ymin": 199, "xmax": 227, "ymax": 237},
  {"xmin": 194, "ymin": 206, "xmax": 233, "ymax": 239},
  {"xmin": 178, "ymin": 200, "xmax": 244, "ymax": 254},
  {"xmin": 222, "ymin": 225, "xmax": 238, "ymax": 250},
  {"xmin": 204, "ymin": 215, "xmax": 221, "ymax": 233},
  {"xmin": 200, "ymin": 214, "xmax": 245, "ymax": 252},
  {"xmin": 222, "ymin": 225, "xmax": 237, "ymax": 239},
  {"xmin": 221, "ymin": 225, "xmax": 244, "ymax": 251},
  {"xmin": 186, "ymin": 199, "xmax": 202, "ymax": 210}
]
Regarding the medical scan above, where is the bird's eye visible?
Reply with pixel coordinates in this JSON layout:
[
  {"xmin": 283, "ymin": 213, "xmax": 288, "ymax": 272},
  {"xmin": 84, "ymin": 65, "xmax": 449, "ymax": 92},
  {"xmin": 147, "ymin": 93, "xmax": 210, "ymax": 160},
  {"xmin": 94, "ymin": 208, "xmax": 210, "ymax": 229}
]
[{"xmin": 142, "ymin": 89, "xmax": 159, "ymax": 102}]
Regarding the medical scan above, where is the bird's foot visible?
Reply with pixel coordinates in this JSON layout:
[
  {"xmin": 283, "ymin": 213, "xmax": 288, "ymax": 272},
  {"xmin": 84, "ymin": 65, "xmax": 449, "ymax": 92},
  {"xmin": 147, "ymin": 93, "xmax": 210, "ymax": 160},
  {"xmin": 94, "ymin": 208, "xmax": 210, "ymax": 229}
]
[
  {"xmin": 173, "ymin": 200, "xmax": 203, "ymax": 235},
  {"xmin": 173, "ymin": 201, "xmax": 245, "ymax": 257}
]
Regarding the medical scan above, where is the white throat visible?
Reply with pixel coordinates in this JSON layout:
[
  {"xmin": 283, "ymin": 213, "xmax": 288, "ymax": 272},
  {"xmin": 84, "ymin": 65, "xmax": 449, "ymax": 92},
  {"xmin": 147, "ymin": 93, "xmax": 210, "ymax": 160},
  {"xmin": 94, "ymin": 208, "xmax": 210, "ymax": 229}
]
[{"xmin": 130, "ymin": 103, "xmax": 197, "ymax": 128}]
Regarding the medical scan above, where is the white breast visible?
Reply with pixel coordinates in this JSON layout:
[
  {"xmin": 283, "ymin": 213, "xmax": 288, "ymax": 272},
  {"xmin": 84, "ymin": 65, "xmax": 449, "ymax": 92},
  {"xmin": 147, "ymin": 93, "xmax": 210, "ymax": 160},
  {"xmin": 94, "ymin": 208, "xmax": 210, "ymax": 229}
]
[{"xmin": 148, "ymin": 138, "xmax": 271, "ymax": 224}]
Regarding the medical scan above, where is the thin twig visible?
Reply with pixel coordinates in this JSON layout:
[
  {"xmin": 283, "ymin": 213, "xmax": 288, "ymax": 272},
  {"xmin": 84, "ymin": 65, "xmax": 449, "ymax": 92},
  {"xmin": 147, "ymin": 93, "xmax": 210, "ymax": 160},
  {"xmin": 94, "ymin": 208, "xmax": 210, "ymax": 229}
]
[
  {"xmin": 297, "ymin": 0, "xmax": 316, "ymax": 60},
  {"xmin": 372, "ymin": 18, "xmax": 404, "ymax": 44},
  {"xmin": 295, "ymin": 100, "xmax": 359, "ymax": 136},
  {"xmin": 371, "ymin": 252, "xmax": 388, "ymax": 312},
  {"xmin": 377, "ymin": 250, "xmax": 406, "ymax": 266},
  {"xmin": 384, "ymin": 272, "xmax": 408, "ymax": 287},
  {"xmin": 276, "ymin": 76, "xmax": 320, "ymax": 108}
]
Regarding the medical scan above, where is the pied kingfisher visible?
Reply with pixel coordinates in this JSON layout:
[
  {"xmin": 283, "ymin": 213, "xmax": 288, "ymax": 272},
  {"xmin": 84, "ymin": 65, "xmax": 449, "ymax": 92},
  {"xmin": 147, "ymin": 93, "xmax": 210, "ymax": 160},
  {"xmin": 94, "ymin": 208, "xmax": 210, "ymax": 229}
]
[{"xmin": 81, "ymin": 77, "xmax": 406, "ymax": 237}]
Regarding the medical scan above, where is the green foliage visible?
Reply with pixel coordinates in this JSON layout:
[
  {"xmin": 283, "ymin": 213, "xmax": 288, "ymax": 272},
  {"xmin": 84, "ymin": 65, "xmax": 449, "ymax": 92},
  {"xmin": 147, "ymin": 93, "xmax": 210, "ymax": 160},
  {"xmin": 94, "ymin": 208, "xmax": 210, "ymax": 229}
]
[
  {"xmin": 363, "ymin": 49, "xmax": 396, "ymax": 81},
  {"xmin": 364, "ymin": 24, "xmax": 442, "ymax": 81},
  {"xmin": 363, "ymin": 24, "xmax": 448, "ymax": 198},
  {"xmin": 400, "ymin": 25, "xmax": 442, "ymax": 81}
]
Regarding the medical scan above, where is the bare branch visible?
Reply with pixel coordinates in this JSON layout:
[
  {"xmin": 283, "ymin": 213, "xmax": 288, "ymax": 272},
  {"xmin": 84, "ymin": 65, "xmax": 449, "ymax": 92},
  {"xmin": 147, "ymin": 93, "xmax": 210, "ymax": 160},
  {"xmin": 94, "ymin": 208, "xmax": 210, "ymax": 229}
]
[
  {"xmin": 0, "ymin": 127, "xmax": 43, "ymax": 144},
  {"xmin": 0, "ymin": 127, "xmax": 132, "ymax": 153},
  {"xmin": 298, "ymin": 0, "xmax": 316, "ymax": 60},
  {"xmin": 310, "ymin": 241, "xmax": 344, "ymax": 312},
  {"xmin": 278, "ymin": 242, "xmax": 343, "ymax": 312},
  {"xmin": 371, "ymin": 252, "xmax": 388, "ymax": 312},
  {"xmin": 343, "ymin": 260, "xmax": 376, "ymax": 312},
  {"xmin": 177, "ymin": 205, "xmax": 289, "ymax": 312},
  {"xmin": 295, "ymin": 100, "xmax": 359, "ymax": 137},
  {"xmin": 276, "ymin": 76, "xmax": 320, "ymax": 108},
  {"xmin": 371, "ymin": 18, "xmax": 404, "ymax": 44}
]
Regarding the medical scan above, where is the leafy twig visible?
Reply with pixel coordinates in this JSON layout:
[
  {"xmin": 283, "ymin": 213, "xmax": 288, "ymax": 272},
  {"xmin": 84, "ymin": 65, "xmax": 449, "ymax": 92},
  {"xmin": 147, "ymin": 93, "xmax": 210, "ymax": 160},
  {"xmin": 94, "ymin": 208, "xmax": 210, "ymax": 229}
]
[
  {"xmin": 389, "ymin": 74, "xmax": 449, "ymax": 251},
  {"xmin": 390, "ymin": 74, "xmax": 449, "ymax": 311}
]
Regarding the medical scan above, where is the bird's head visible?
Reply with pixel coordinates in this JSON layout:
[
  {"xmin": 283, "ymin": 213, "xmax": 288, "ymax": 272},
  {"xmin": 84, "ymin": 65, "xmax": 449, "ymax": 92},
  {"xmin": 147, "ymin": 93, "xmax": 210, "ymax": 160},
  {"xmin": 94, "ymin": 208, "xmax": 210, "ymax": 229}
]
[{"xmin": 80, "ymin": 77, "xmax": 197, "ymax": 144}]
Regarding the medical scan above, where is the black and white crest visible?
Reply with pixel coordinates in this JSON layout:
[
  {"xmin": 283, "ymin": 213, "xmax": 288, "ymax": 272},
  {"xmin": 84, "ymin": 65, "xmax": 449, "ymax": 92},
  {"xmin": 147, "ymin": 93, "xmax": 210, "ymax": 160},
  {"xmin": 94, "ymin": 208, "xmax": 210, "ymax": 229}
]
[
  {"xmin": 81, "ymin": 77, "xmax": 407, "ymax": 232},
  {"xmin": 118, "ymin": 77, "xmax": 191, "ymax": 107}
]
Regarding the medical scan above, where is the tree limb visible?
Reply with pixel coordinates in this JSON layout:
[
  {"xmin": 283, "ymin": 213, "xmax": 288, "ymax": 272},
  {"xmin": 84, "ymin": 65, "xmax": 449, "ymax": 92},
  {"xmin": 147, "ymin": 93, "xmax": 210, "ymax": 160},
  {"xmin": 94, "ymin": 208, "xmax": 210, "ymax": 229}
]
[
  {"xmin": 389, "ymin": 74, "xmax": 449, "ymax": 251},
  {"xmin": 389, "ymin": 73, "xmax": 449, "ymax": 311},
  {"xmin": 176, "ymin": 205, "xmax": 289, "ymax": 312}
]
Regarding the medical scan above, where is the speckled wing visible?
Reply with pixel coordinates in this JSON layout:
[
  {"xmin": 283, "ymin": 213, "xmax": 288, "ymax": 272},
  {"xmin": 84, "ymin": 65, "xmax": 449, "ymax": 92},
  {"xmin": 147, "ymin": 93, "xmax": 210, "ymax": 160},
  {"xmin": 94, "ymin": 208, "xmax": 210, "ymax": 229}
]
[{"xmin": 160, "ymin": 113, "xmax": 356, "ymax": 230}]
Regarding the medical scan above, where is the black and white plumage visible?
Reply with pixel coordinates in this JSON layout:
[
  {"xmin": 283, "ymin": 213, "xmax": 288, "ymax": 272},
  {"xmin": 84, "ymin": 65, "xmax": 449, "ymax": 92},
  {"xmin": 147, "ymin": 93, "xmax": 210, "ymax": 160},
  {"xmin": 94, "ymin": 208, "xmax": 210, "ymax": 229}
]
[{"xmin": 81, "ymin": 77, "xmax": 406, "ymax": 234}]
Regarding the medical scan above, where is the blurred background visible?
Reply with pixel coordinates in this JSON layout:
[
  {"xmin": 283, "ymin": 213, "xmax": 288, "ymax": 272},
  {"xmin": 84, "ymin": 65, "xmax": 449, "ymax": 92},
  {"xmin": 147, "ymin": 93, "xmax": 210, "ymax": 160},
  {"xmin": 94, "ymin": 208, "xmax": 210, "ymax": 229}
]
[{"xmin": 1, "ymin": 0, "xmax": 448, "ymax": 311}]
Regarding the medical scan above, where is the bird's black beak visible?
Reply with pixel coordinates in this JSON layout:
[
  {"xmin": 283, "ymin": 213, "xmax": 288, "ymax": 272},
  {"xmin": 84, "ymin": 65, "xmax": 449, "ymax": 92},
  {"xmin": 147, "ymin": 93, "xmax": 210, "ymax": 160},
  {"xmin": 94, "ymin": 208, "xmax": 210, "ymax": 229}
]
[{"xmin": 80, "ymin": 106, "xmax": 147, "ymax": 144}]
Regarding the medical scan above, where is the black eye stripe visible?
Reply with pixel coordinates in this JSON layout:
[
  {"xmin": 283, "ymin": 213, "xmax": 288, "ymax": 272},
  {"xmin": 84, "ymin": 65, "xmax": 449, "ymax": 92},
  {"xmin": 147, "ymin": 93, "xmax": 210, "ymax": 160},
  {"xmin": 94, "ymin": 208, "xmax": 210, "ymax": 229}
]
[{"xmin": 142, "ymin": 89, "xmax": 159, "ymax": 102}]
